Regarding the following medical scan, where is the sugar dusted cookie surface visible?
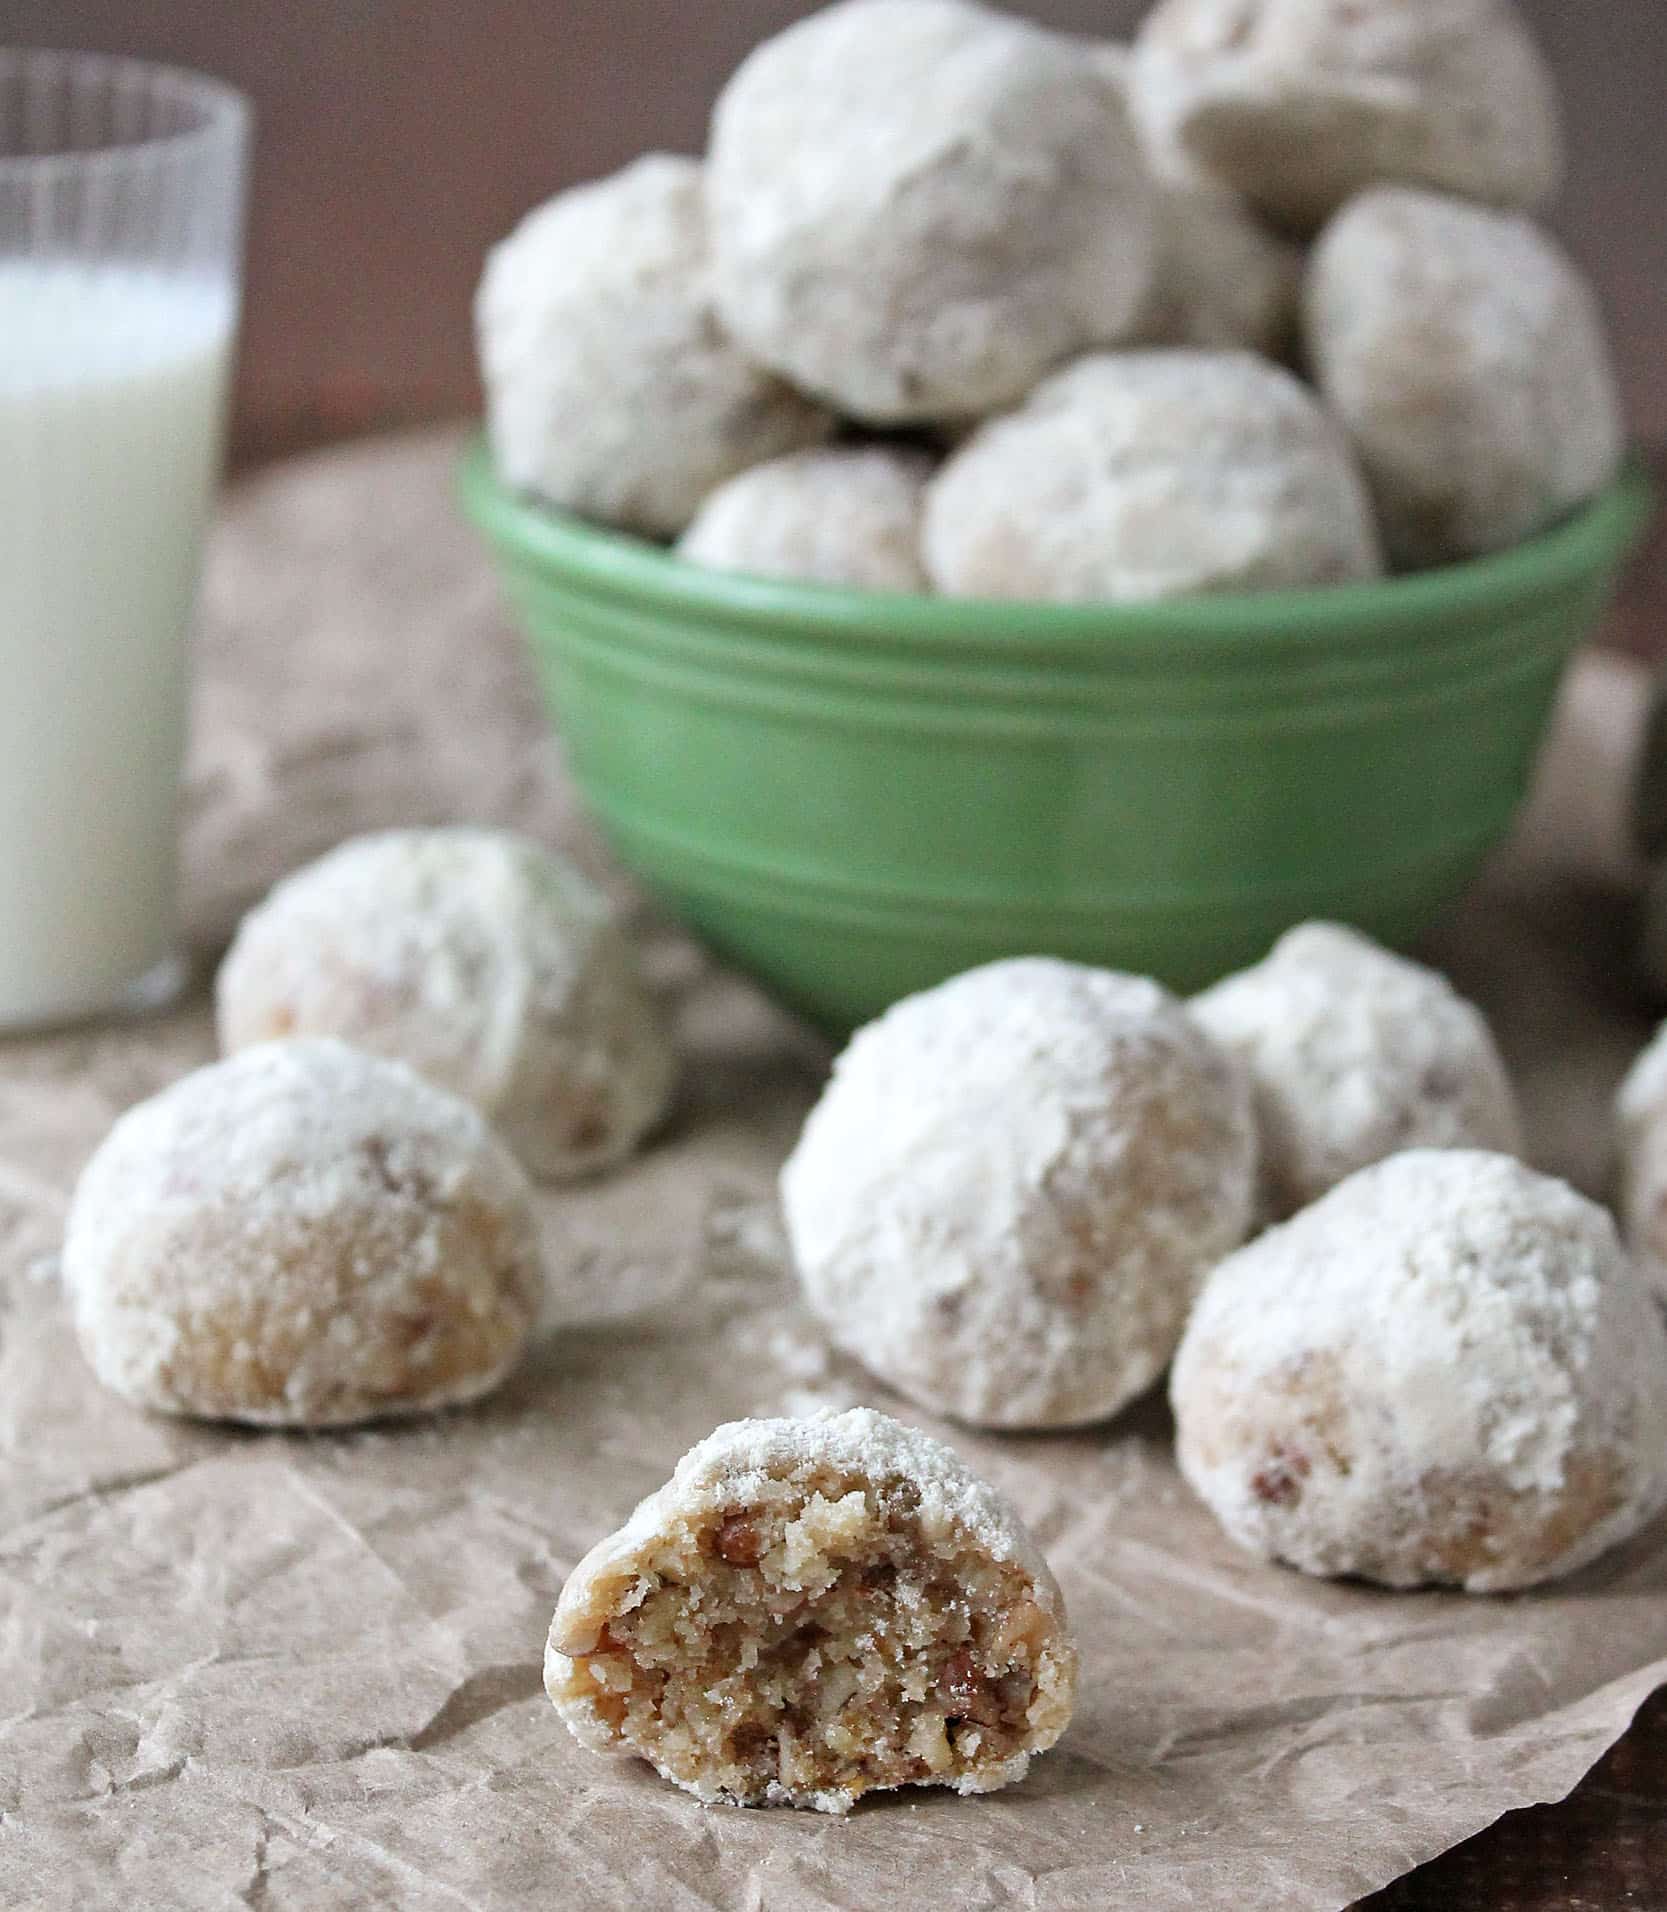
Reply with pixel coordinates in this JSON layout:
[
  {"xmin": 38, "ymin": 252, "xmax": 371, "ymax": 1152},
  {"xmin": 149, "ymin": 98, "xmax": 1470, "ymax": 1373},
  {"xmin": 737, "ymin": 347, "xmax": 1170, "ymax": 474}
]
[
  {"xmin": 707, "ymin": 0, "xmax": 1157, "ymax": 424},
  {"xmin": 1130, "ymin": 0, "xmax": 1563, "ymax": 232},
  {"xmin": 62, "ymin": 1039, "xmax": 544, "ymax": 1427},
  {"xmin": 1304, "ymin": 187, "xmax": 1622, "ymax": 567},
  {"xmin": 677, "ymin": 445, "xmax": 932, "ymax": 592},
  {"xmin": 545, "ymin": 1407, "xmax": 1077, "ymax": 1813},
  {"xmin": 781, "ymin": 958, "xmax": 1258, "ymax": 1428},
  {"xmin": 1092, "ymin": 34, "xmax": 1300, "ymax": 357},
  {"xmin": 1137, "ymin": 176, "xmax": 1301, "ymax": 355},
  {"xmin": 216, "ymin": 828, "xmax": 676, "ymax": 1182},
  {"xmin": 922, "ymin": 351, "xmax": 1381, "ymax": 602},
  {"xmin": 1614, "ymin": 1024, "xmax": 1667, "ymax": 1302},
  {"xmin": 1172, "ymin": 1151, "xmax": 1667, "ymax": 1592},
  {"xmin": 1191, "ymin": 922, "xmax": 1522, "ymax": 1218},
  {"xmin": 475, "ymin": 154, "xmax": 832, "ymax": 537}
]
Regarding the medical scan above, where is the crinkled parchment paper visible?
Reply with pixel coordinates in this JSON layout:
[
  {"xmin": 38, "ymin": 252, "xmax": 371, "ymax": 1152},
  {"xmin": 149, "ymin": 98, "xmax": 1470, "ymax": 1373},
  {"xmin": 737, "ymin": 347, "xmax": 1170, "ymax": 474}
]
[{"xmin": 1, "ymin": 431, "xmax": 1663, "ymax": 1912}]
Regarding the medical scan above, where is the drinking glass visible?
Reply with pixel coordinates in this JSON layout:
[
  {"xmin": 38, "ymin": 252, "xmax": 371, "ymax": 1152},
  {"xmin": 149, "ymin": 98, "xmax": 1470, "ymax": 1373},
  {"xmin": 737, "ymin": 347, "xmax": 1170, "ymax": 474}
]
[{"xmin": 0, "ymin": 50, "xmax": 249, "ymax": 1030}]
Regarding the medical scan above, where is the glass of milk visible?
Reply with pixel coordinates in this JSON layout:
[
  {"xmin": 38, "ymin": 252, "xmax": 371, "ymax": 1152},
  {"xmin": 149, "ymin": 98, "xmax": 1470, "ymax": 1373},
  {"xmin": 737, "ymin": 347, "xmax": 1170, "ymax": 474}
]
[{"xmin": 0, "ymin": 51, "xmax": 248, "ymax": 1030}]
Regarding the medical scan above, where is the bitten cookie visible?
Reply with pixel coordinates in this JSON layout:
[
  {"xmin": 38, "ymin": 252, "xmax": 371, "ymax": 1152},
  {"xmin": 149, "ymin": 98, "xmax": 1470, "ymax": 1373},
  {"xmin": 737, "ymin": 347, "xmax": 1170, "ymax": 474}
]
[
  {"xmin": 1191, "ymin": 922, "xmax": 1523, "ymax": 1218},
  {"xmin": 475, "ymin": 154, "xmax": 832, "ymax": 536},
  {"xmin": 62, "ymin": 1039, "xmax": 545, "ymax": 1427},
  {"xmin": 780, "ymin": 958, "xmax": 1258, "ymax": 1428},
  {"xmin": 677, "ymin": 445, "xmax": 932, "ymax": 591},
  {"xmin": 707, "ymin": 0, "xmax": 1157, "ymax": 423},
  {"xmin": 922, "ymin": 350, "xmax": 1381, "ymax": 602},
  {"xmin": 1172, "ymin": 1151, "xmax": 1667, "ymax": 1592},
  {"xmin": 545, "ymin": 1407, "xmax": 1078, "ymax": 1813},
  {"xmin": 216, "ymin": 829, "xmax": 677, "ymax": 1182},
  {"xmin": 1304, "ymin": 187, "xmax": 1623, "ymax": 566},
  {"xmin": 1129, "ymin": 0, "xmax": 1563, "ymax": 232}
]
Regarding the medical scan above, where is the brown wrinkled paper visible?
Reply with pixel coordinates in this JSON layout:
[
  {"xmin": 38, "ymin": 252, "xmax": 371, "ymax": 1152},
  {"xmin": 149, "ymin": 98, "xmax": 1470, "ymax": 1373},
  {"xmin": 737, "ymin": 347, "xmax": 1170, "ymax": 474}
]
[{"xmin": 1, "ymin": 431, "xmax": 1662, "ymax": 1912}]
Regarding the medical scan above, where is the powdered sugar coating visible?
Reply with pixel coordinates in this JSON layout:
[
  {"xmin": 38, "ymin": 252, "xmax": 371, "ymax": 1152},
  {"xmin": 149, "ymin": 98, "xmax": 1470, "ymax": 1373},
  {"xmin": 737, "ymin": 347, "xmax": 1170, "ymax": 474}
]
[
  {"xmin": 475, "ymin": 154, "xmax": 832, "ymax": 537},
  {"xmin": 1191, "ymin": 922, "xmax": 1523, "ymax": 1219},
  {"xmin": 1081, "ymin": 38, "xmax": 1132, "ymax": 91},
  {"xmin": 922, "ymin": 350, "xmax": 1382, "ymax": 602},
  {"xmin": 1138, "ymin": 178, "xmax": 1301, "ymax": 354},
  {"xmin": 62, "ymin": 1039, "xmax": 545, "ymax": 1427},
  {"xmin": 1172, "ymin": 1151, "xmax": 1667, "ymax": 1591},
  {"xmin": 1130, "ymin": 0, "xmax": 1564, "ymax": 232},
  {"xmin": 706, "ymin": 0, "xmax": 1158, "ymax": 425},
  {"xmin": 554, "ymin": 1410, "xmax": 1061, "ymax": 1646},
  {"xmin": 780, "ymin": 959, "xmax": 1258, "ymax": 1428},
  {"xmin": 677, "ymin": 446, "xmax": 932, "ymax": 591},
  {"xmin": 1613, "ymin": 1024, "xmax": 1667, "ymax": 1304},
  {"xmin": 1304, "ymin": 187, "xmax": 1623, "ymax": 567},
  {"xmin": 546, "ymin": 1407, "xmax": 1077, "ymax": 1811},
  {"xmin": 1091, "ymin": 37, "xmax": 1301, "ymax": 355},
  {"xmin": 216, "ymin": 829, "xmax": 676, "ymax": 1182}
]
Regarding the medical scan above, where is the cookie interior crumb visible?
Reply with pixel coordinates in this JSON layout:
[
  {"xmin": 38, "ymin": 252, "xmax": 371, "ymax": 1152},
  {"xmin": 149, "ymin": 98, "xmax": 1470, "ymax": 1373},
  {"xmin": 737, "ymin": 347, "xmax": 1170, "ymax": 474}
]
[{"xmin": 549, "ymin": 1458, "xmax": 1072, "ymax": 1813}]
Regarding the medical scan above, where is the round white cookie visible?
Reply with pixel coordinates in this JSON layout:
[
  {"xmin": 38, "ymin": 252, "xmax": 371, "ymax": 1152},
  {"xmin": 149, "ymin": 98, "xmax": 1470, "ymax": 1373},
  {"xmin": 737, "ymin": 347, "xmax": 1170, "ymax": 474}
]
[
  {"xmin": 1613, "ymin": 1024, "xmax": 1667, "ymax": 1304},
  {"xmin": 1091, "ymin": 36, "xmax": 1302, "ymax": 356},
  {"xmin": 780, "ymin": 958, "xmax": 1258, "ymax": 1429},
  {"xmin": 62, "ymin": 1039, "xmax": 545, "ymax": 1428},
  {"xmin": 546, "ymin": 1407, "xmax": 1077, "ymax": 1813},
  {"xmin": 922, "ymin": 350, "xmax": 1382, "ymax": 602},
  {"xmin": 1081, "ymin": 37, "xmax": 1132, "ymax": 92},
  {"xmin": 677, "ymin": 445, "xmax": 932, "ymax": 591},
  {"xmin": 475, "ymin": 154, "xmax": 832, "ymax": 537},
  {"xmin": 1191, "ymin": 922, "xmax": 1523, "ymax": 1218},
  {"xmin": 707, "ymin": 0, "xmax": 1157, "ymax": 424},
  {"xmin": 1172, "ymin": 1150, "xmax": 1667, "ymax": 1592},
  {"xmin": 1137, "ymin": 177, "xmax": 1302, "ymax": 355},
  {"xmin": 1130, "ymin": 0, "xmax": 1564, "ymax": 232},
  {"xmin": 216, "ymin": 829, "xmax": 676, "ymax": 1182},
  {"xmin": 1304, "ymin": 187, "xmax": 1623, "ymax": 567}
]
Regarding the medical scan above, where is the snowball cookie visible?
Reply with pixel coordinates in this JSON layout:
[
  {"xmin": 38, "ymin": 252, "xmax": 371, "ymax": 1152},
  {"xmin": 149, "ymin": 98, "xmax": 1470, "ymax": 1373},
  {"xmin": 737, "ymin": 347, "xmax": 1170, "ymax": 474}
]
[
  {"xmin": 545, "ymin": 1407, "xmax": 1077, "ymax": 1813},
  {"xmin": 61, "ymin": 1040, "xmax": 545, "ymax": 1427},
  {"xmin": 1140, "ymin": 179, "xmax": 1302, "ymax": 354},
  {"xmin": 922, "ymin": 351, "xmax": 1382, "ymax": 602},
  {"xmin": 1304, "ymin": 188, "xmax": 1624, "ymax": 567},
  {"xmin": 1191, "ymin": 922, "xmax": 1523, "ymax": 1219},
  {"xmin": 1082, "ymin": 38, "xmax": 1132, "ymax": 90},
  {"xmin": 677, "ymin": 445, "xmax": 932, "ymax": 591},
  {"xmin": 1173, "ymin": 1151, "xmax": 1667, "ymax": 1591},
  {"xmin": 1612, "ymin": 1025, "xmax": 1667, "ymax": 1301},
  {"xmin": 1129, "ymin": 0, "xmax": 1563, "ymax": 233},
  {"xmin": 1085, "ymin": 34, "xmax": 1299, "ymax": 354},
  {"xmin": 780, "ymin": 959, "xmax": 1258, "ymax": 1428},
  {"xmin": 216, "ymin": 829, "xmax": 676, "ymax": 1183},
  {"xmin": 707, "ymin": 0, "xmax": 1158, "ymax": 424},
  {"xmin": 475, "ymin": 154, "xmax": 832, "ymax": 537}
]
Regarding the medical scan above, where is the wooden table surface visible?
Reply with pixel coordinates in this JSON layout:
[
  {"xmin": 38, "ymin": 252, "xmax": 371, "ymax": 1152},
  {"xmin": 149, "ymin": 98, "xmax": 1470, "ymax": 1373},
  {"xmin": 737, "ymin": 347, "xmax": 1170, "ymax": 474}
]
[{"xmin": 1362, "ymin": 1690, "xmax": 1667, "ymax": 1910}]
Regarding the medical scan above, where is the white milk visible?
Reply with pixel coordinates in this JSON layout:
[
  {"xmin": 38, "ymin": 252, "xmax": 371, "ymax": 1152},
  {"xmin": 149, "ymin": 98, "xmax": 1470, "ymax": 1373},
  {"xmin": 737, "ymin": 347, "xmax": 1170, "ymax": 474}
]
[{"xmin": 0, "ymin": 262, "xmax": 233, "ymax": 1027}]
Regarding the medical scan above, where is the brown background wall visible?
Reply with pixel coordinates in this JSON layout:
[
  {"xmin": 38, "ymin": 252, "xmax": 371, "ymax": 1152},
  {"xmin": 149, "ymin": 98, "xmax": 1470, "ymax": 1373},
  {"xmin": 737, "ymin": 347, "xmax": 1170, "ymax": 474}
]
[{"xmin": 8, "ymin": 1, "xmax": 1666, "ymax": 461}]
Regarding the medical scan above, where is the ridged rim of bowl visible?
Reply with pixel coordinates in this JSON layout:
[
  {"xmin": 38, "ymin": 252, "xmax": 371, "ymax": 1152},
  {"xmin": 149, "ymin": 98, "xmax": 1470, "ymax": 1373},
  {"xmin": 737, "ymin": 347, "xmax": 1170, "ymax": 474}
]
[{"xmin": 459, "ymin": 437, "xmax": 1654, "ymax": 662}]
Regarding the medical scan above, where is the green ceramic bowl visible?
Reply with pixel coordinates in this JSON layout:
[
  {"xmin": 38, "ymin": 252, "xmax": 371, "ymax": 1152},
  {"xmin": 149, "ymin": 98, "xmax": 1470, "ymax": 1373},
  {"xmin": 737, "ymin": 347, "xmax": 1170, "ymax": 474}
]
[{"xmin": 461, "ymin": 439, "xmax": 1653, "ymax": 1030}]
